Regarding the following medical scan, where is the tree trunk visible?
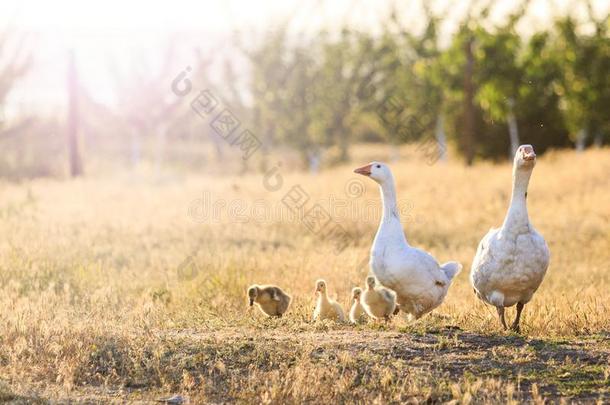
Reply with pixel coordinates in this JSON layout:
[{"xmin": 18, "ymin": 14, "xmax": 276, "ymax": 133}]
[
  {"xmin": 507, "ymin": 98, "xmax": 520, "ymax": 158},
  {"xmin": 67, "ymin": 50, "xmax": 83, "ymax": 177},
  {"xmin": 338, "ymin": 130, "xmax": 349, "ymax": 163},
  {"xmin": 130, "ymin": 125, "xmax": 142, "ymax": 167},
  {"xmin": 308, "ymin": 149, "xmax": 321, "ymax": 174},
  {"xmin": 593, "ymin": 132, "xmax": 603, "ymax": 148},
  {"xmin": 576, "ymin": 128, "xmax": 587, "ymax": 152},
  {"xmin": 211, "ymin": 133, "xmax": 224, "ymax": 162},
  {"xmin": 155, "ymin": 126, "xmax": 167, "ymax": 176},
  {"xmin": 462, "ymin": 37, "xmax": 476, "ymax": 165},
  {"xmin": 435, "ymin": 114, "xmax": 447, "ymax": 163}
]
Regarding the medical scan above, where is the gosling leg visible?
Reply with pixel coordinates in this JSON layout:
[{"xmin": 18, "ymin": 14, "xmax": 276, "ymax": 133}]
[
  {"xmin": 496, "ymin": 306, "xmax": 508, "ymax": 330},
  {"xmin": 510, "ymin": 302, "xmax": 524, "ymax": 333}
]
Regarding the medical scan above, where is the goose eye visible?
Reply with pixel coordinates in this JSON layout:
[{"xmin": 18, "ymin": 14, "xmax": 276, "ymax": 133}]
[{"xmin": 376, "ymin": 164, "xmax": 381, "ymax": 168}]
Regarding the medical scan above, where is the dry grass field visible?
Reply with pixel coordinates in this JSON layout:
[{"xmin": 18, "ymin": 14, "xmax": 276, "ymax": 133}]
[{"xmin": 0, "ymin": 146, "xmax": 609, "ymax": 403}]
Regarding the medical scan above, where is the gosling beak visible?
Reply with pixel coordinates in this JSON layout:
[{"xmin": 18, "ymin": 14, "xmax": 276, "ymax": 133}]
[
  {"xmin": 249, "ymin": 298, "xmax": 254, "ymax": 306},
  {"xmin": 354, "ymin": 164, "xmax": 372, "ymax": 176}
]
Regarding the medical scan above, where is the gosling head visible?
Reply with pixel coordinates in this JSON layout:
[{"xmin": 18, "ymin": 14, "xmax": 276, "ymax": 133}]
[
  {"xmin": 514, "ymin": 144, "xmax": 536, "ymax": 170},
  {"xmin": 247, "ymin": 285, "xmax": 259, "ymax": 306},
  {"xmin": 351, "ymin": 287, "xmax": 362, "ymax": 302},
  {"xmin": 366, "ymin": 276, "xmax": 376, "ymax": 289},
  {"xmin": 315, "ymin": 279, "xmax": 327, "ymax": 296},
  {"xmin": 354, "ymin": 162, "xmax": 392, "ymax": 185}
]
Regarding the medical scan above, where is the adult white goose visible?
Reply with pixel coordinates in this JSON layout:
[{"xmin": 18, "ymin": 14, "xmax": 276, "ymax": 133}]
[
  {"xmin": 354, "ymin": 162, "xmax": 462, "ymax": 319},
  {"xmin": 470, "ymin": 144, "xmax": 550, "ymax": 332}
]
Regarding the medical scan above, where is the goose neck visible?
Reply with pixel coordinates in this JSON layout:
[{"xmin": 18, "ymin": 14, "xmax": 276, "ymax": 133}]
[
  {"xmin": 374, "ymin": 176, "xmax": 409, "ymax": 247},
  {"xmin": 319, "ymin": 291, "xmax": 329, "ymax": 302},
  {"xmin": 503, "ymin": 166, "xmax": 532, "ymax": 229},
  {"xmin": 380, "ymin": 180, "xmax": 399, "ymax": 221}
]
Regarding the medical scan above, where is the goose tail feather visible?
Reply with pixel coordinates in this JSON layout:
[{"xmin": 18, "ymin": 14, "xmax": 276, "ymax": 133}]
[{"xmin": 440, "ymin": 261, "xmax": 462, "ymax": 282}]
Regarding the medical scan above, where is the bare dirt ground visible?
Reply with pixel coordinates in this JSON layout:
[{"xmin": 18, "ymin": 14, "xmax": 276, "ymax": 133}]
[{"xmin": 3, "ymin": 327, "xmax": 609, "ymax": 404}]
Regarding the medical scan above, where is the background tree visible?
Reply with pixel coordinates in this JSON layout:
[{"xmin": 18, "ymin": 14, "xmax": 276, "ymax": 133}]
[
  {"xmin": 408, "ymin": 4, "xmax": 450, "ymax": 162},
  {"xmin": 0, "ymin": 31, "xmax": 31, "ymax": 140},
  {"xmin": 474, "ymin": 4, "xmax": 528, "ymax": 158},
  {"xmin": 553, "ymin": 10, "xmax": 610, "ymax": 150}
]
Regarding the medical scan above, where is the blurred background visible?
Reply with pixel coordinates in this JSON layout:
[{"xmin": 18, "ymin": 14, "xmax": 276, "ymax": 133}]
[{"xmin": 0, "ymin": 0, "xmax": 608, "ymax": 180}]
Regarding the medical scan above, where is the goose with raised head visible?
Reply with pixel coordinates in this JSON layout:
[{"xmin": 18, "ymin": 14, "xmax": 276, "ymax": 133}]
[
  {"xmin": 354, "ymin": 162, "xmax": 462, "ymax": 319},
  {"xmin": 470, "ymin": 144, "xmax": 550, "ymax": 332}
]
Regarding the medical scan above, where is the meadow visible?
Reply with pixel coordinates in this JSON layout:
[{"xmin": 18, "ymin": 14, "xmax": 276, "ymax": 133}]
[{"xmin": 0, "ymin": 145, "xmax": 609, "ymax": 403}]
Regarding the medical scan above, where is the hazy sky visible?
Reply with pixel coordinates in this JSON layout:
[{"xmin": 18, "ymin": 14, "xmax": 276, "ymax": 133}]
[{"xmin": 1, "ymin": 0, "xmax": 608, "ymax": 116}]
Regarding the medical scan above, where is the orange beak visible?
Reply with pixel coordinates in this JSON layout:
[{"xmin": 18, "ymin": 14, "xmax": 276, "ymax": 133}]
[{"xmin": 354, "ymin": 164, "xmax": 372, "ymax": 176}]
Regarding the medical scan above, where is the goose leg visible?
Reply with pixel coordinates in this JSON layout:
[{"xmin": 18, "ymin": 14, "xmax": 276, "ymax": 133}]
[
  {"xmin": 510, "ymin": 302, "xmax": 524, "ymax": 333},
  {"xmin": 496, "ymin": 306, "xmax": 508, "ymax": 330}
]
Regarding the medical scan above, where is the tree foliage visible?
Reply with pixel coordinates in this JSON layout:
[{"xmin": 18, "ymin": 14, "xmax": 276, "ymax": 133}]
[{"xmin": 242, "ymin": 0, "xmax": 609, "ymax": 166}]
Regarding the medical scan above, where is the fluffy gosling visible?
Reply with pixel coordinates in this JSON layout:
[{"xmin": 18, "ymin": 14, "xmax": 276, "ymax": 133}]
[
  {"xmin": 313, "ymin": 279, "xmax": 346, "ymax": 322},
  {"xmin": 361, "ymin": 276, "xmax": 397, "ymax": 321},
  {"xmin": 247, "ymin": 284, "xmax": 292, "ymax": 317},
  {"xmin": 349, "ymin": 287, "xmax": 367, "ymax": 324}
]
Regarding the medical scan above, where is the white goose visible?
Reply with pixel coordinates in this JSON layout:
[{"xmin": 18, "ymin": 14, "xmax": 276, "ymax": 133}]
[
  {"xmin": 470, "ymin": 144, "xmax": 550, "ymax": 332},
  {"xmin": 354, "ymin": 162, "xmax": 462, "ymax": 319}
]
